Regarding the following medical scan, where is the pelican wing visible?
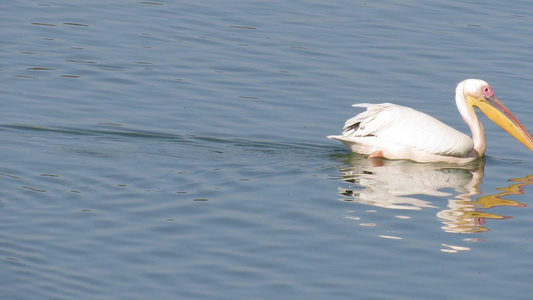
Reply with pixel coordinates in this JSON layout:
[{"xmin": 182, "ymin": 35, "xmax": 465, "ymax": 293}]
[{"xmin": 341, "ymin": 103, "xmax": 474, "ymax": 157}]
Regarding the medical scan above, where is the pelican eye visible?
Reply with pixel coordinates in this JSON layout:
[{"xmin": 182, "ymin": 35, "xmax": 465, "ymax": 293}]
[{"xmin": 481, "ymin": 86, "xmax": 494, "ymax": 98}]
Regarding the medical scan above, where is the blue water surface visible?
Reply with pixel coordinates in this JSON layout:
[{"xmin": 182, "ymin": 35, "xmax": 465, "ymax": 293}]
[{"xmin": 2, "ymin": 1, "xmax": 533, "ymax": 299}]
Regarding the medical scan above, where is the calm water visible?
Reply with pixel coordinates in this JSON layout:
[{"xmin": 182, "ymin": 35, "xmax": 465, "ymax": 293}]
[{"xmin": 3, "ymin": 1, "xmax": 533, "ymax": 299}]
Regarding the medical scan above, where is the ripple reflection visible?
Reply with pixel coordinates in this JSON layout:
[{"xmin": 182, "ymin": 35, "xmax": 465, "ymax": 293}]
[{"xmin": 333, "ymin": 155, "xmax": 531, "ymax": 235}]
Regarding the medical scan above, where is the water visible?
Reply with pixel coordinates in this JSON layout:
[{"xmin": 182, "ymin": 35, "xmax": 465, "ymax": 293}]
[{"xmin": 2, "ymin": 0, "xmax": 533, "ymax": 299}]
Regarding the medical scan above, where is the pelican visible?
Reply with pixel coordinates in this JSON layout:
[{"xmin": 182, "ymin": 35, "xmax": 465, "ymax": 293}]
[{"xmin": 328, "ymin": 79, "xmax": 533, "ymax": 163}]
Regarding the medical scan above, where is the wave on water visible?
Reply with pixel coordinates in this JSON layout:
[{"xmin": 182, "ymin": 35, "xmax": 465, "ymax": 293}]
[{"xmin": 0, "ymin": 123, "xmax": 341, "ymax": 161}]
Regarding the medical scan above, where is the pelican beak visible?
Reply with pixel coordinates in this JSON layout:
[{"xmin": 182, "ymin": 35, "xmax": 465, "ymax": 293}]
[{"xmin": 467, "ymin": 94, "xmax": 533, "ymax": 151}]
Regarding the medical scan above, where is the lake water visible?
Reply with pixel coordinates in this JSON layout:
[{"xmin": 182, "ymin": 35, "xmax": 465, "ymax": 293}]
[{"xmin": 3, "ymin": 1, "xmax": 533, "ymax": 299}]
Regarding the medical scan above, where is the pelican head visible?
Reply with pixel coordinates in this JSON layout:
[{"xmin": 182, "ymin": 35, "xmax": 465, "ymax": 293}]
[{"xmin": 457, "ymin": 79, "xmax": 533, "ymax": 153}]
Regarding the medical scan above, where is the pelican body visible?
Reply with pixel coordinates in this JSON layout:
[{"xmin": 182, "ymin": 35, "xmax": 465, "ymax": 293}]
[{"xmin": 328, "ymin": 79, "xmax": 533, "ymax": 163}]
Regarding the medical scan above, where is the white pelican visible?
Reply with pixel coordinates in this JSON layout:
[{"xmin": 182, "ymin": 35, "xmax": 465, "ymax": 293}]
[{"xmin": 328, "ymin": 79, "xmax": 533, "ymax": 163}]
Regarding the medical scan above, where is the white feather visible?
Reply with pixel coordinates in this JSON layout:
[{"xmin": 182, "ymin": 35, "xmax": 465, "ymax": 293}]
[{"xmin": 328, "ymin": 103, "xmax": 474, "ymax": 161}]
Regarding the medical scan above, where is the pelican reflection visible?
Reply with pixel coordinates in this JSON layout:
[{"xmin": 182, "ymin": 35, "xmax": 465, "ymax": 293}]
[{"xmin": 334, "ymin": 154, "xmax": 530, "ymax": 234}]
